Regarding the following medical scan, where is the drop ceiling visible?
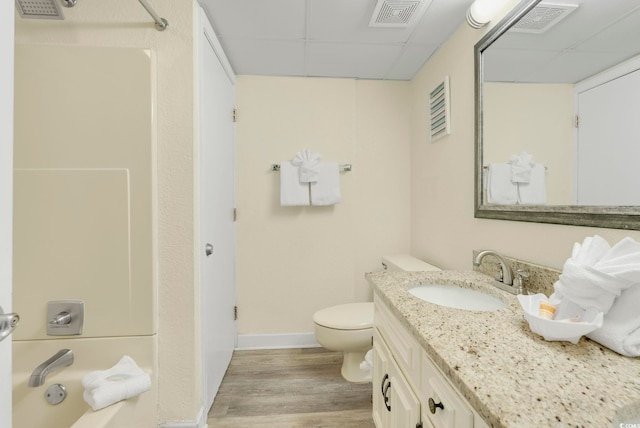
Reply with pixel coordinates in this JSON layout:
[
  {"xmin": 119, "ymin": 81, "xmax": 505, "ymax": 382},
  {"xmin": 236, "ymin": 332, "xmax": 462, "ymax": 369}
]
[
  {"xmin": 199, "ymin": 0, "xmax": 475, "ymax": 80},
  {"xmin": 483, "ymin": 0, "xmax": 640, "ymax": 83}
]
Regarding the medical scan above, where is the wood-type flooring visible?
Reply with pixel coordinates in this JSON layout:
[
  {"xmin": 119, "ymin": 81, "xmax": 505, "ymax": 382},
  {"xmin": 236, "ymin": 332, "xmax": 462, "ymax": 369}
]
[{"xmin": 208, "ymin": 348, "xmax": 375, "ymax": 428}]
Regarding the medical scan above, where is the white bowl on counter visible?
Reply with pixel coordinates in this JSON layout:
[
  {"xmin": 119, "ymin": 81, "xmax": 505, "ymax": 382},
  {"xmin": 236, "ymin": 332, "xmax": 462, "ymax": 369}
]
[{"xmin": 517, "ymin": 293, "xmax": 604, "ymax": 344}]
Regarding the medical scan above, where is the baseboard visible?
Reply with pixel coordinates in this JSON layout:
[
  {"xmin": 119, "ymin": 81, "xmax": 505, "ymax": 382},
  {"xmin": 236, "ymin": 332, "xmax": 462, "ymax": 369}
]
[
  {"xmin": 158, "ymin": 406, "xmax": 207, "ymax": 428},
  {"xmin": 236, "ymin": 333, "xmax": 321, "ymax": 350}
]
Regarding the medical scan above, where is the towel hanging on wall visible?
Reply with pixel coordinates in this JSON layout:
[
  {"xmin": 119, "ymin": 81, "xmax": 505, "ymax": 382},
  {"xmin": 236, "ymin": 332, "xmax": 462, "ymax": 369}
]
[
  {"xmin": 280, "ymin": 161, "xmax": 310, "ymax": 206},
  {"xmin": 311, "ymin": 162, "xmax": 341, "ymax": 206}
]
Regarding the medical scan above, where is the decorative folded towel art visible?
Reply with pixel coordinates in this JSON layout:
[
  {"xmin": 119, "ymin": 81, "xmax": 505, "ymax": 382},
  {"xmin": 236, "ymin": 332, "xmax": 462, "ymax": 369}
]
[
  {"xmin": 485, "ymin": 152, "xmax": 546, "ymax": 205},
  {"xmin": 280, "ymin": 150, "xmax": 341, "ymax": 206},
  {"xmin": 519, "ymin": 235, "xmax": 640, "ymax": 356},
  {"xmin": 82, "ymin": 355, "xmax": 151, "ymax": 411}
]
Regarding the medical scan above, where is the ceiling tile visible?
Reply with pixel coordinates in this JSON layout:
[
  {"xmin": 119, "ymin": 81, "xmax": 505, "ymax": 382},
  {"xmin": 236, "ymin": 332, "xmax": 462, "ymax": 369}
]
[
  {"xmin": 385, "ymin": 44, "xmax": 439, "ymax": 80},
  {"xmin": 306, "ymin": 42, "xmax": 404, "ymax": 79},
  {"xmin": 203, "ymin": 0, "xmax": 306, "ymax": 39},
  {"xmin": 220, "ymin": 39, "xmax": 306, "ymax": 76}
]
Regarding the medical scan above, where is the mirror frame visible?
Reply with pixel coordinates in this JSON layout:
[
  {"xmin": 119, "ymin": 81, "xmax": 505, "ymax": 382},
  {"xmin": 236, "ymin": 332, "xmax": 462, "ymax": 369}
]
[{"xmin": 474, "ymin": 0, "xmax": 640, "ymax": 231}]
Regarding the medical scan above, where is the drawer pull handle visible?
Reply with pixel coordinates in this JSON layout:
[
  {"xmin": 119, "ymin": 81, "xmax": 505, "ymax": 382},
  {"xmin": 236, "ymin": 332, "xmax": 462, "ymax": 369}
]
[
  {"xmin": 381, "ymin": 373, "xmax": 391, "ymax": 412},
  {"xmin": 428, "ymin": 397, "xmax": 444, "ymax": 414}
]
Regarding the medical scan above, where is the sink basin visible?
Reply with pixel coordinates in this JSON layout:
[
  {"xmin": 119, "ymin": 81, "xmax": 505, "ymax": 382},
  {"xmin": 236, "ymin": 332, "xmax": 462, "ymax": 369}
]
[{"xmin": 408, "ymin": 284, "xmax": 506, "ymax": 311}]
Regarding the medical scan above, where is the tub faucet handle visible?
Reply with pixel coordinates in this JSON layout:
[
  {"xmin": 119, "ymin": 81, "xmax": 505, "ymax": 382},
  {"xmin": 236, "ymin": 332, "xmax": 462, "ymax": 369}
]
[{"xmin": 49, "ymin": 311, "xmax": 72, "ymax": 326}]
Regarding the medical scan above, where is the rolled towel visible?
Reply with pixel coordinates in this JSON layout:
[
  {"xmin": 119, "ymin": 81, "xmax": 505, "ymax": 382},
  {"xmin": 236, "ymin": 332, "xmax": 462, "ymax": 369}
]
[
  {"xmin": 82, "ymin": 356, "xmax": 151, "ymax": 411},
  {"xmin": 587, "ymin": 284, "xmax": 640, "ymax": 357},
  {"xmin": 291, "ymin": 149, "xmax": 322, "ymax": 183}
]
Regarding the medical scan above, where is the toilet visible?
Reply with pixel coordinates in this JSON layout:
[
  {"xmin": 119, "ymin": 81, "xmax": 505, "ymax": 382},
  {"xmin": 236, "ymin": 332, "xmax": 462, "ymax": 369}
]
[{"xmin": 313, "ymin": 254, "xmax": 441, "ymax": 383}]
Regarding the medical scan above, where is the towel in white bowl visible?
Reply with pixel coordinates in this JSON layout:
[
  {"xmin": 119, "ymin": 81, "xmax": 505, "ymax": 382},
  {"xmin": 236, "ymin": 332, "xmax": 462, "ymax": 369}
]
[
  {"xmin": 587, "ymin": 284, "xmax": 640, "ymax": 357},
  {"xmin": 82, "ymin": 355, "xmax": 151, "ymax": 411},
  {"xmin": 310, "ymin": 162, "xmax": 340, "ymax": 206},
  {"xmin": 486, "ymin": 163, "xmax": 517, "ymax": 205},
  {"xmin": 291, "ymin": 149, "xmax": 322, "ymax": 183},
  {"xmin": 280, "ymin": 161, "xmax": 310, "ymax": 206}
]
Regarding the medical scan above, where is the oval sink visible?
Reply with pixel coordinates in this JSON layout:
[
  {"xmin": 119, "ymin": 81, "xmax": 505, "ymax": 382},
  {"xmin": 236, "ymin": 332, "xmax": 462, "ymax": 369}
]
[{"xmin": 408, "ymin": 284, "xmax": 506, "ymax": 311}]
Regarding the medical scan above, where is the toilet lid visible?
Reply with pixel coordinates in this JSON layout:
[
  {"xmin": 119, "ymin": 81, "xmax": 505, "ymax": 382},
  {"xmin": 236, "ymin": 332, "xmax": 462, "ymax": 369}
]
[{"xmin": 313, "ymin": 302, "xmax": 374, "ymax": 330}]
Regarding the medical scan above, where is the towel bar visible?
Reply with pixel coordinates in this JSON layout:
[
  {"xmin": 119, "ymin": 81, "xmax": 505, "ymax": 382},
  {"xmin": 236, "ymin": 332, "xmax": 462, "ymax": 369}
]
[
  {"xmin": 483, "ymin": 165, "xmax": 547, "ymax": 170},
  {"xmin": 271, "ymin": 163, "xmax": 352, "ymax": 172}
]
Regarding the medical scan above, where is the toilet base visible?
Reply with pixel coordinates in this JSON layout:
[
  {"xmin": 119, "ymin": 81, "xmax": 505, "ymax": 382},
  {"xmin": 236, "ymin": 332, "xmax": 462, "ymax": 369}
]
[{"xmin": 341, "ymin": 349, "xmax": 372, "ymax": 383}]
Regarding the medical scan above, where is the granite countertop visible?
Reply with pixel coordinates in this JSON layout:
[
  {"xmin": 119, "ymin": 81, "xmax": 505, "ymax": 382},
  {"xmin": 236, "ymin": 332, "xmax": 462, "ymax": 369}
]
[{"xmin": 366, "ymin": 269, "xmax": 640, "ymax": 428}]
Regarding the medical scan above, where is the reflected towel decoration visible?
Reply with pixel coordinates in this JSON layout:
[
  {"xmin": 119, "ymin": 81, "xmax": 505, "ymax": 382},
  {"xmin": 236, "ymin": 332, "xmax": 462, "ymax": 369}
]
[
  {"xmin": 486, "ymin": 163, "xmax": 517, "ymax": 205},
  {"xmin": 517, "ymin": 163, "xmax": 546, "ymax": 205},
  {"xmin": 509, "ymin": 151, "xmax": 535, "ymax": 183},
  {"xmin": 291, "ymin": 149, "xmax": 322, "ymax": 183},
  {"xmin": 82, "ymin": 355, "xmax": 151, "ymax": 411}
]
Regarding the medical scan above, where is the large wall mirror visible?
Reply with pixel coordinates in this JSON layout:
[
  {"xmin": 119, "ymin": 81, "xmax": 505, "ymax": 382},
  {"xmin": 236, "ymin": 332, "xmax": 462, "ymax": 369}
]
[{"xmin": 474, "ymin": 0, "xmax": 640, "ymax": 230}]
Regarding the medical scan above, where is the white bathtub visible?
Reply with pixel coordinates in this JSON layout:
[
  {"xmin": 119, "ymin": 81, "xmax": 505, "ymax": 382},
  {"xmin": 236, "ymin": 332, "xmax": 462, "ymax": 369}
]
[{"xmin": 13, "ymin": 336, "xmax": 156, "ymax": 428}]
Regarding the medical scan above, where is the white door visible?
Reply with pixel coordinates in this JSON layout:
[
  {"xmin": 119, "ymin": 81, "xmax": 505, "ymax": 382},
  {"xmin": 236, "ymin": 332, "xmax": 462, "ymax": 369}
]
[
  {"xmin": 0, "ymin": 1, "xmax": 15, "ymax": 426},
  {"xmin": 577, "ymin": 67, "xmax": 640, "ymax": 205},
  {"xmin": 197, "ymin": 7, "xmax": 237, "ymax": 412}
]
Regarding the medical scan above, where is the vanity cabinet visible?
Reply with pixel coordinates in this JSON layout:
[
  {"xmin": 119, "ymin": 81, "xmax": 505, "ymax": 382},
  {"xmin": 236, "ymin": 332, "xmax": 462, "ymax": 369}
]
[{"xmin": 373, "ymin": 295, "xmax": 488, "ymax": 428}]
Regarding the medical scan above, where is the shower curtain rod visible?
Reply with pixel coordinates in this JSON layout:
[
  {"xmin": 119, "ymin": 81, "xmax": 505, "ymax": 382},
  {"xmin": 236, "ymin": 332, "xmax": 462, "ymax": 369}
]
[{"xmin": 138, "ymin": 0, "xmax": 168, "ymax": 31}]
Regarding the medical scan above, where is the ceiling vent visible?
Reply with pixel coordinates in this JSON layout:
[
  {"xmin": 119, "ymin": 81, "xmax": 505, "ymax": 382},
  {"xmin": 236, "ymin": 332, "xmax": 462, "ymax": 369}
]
[
  {"xmin": 369, "ymin": 0, "xmax": 430, "ymax": 28},
  {"xmin": 510, "ymin": 2, "xmax": 579, "ymax": 34}
]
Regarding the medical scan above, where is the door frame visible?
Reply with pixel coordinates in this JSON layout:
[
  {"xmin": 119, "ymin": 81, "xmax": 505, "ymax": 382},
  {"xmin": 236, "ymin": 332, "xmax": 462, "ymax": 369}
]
[{"xmin": 0, "ymin": 1, "xmax": 15, "ymax": 426}]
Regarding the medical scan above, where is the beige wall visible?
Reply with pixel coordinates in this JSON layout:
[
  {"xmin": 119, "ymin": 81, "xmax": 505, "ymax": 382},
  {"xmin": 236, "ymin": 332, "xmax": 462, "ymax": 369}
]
[
  {"xmin": 410, "ymin": 11, "xmax": 640, "ymax": 272},
  {"xmin": 484, "ymin": 82, "xmax": 575, "ymax": 205},
  {"xmin": 15, "ymin": 1, "xmax": 199, "ymax": 423},
  {"xmin": 236, "ymin": 76, "xmax": 412, "ymax": 335}
]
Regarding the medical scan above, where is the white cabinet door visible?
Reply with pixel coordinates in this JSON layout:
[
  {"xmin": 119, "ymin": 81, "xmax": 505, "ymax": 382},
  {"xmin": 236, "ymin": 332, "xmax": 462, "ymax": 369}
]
[
  {"xmin": 373, "ymin": 329, "xmax": 392, "ymax": 428},
  {"xmin": 389, "ymin": 360, "xmax": 421, "ymax": 428}
]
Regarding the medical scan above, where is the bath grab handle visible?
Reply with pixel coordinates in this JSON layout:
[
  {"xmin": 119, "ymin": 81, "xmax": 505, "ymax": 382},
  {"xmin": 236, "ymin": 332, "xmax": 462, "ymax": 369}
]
[{"xmin": 0, "ymin": 305, "xmax": 20, "ymax": 343}]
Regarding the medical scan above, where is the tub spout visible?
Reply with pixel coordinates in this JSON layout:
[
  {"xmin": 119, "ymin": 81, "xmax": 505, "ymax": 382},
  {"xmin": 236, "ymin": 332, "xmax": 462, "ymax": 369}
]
[{"xmin": 28, "ymin": 349, "xmax": 74, "ymax": 387}]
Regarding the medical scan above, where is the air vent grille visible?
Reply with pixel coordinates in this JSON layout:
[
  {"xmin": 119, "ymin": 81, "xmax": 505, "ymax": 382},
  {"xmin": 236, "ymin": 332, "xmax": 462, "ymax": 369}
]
[
  {"xmin": 369, "ymin": 0, "xmax": 428, "ymax": 28},
  {"xmin": 15, "ymin": 0, "xmax": 64, "ymax": 19},
  {"xmin": 511, "ymin": 2, "xmax": 578, "ymax": 34},
  {"xmin": 429, "ymin": 76, "xmax": 450, "ymax": 142}
]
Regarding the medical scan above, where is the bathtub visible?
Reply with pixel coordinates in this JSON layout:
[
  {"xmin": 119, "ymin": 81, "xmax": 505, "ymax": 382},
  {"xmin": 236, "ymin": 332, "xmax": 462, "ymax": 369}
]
[{"xmin": 13, "ymin": 336, "xmax": 156, "ymax": 428}]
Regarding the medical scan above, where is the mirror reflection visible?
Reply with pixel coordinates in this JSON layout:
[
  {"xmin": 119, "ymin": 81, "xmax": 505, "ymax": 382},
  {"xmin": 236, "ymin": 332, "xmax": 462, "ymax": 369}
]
[{"xmin": 481, "ymin": 0, "xmax": 640, "ymax": 207}]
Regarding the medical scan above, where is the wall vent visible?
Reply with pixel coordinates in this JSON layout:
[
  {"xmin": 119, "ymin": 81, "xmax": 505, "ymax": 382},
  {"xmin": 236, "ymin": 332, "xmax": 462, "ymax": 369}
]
[
  {"xmin": 510, "ymin": 2, "xmax": 578, "ymax": 34},
  {"xmin": 429, "ymin": 76, "xmax": 450, "ymax": 142},
  {"xmin": 369, "ymin": 0, "xmax": 430, "ymax": 28}
]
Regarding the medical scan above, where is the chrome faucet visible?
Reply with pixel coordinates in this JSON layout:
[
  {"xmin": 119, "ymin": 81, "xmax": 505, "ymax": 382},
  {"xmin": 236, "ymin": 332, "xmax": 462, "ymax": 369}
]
[
  {"xmin": 28, "ymin": 349, "xmax": 74, "ymax": 387},
  {"xmin": 473, "ymin": 250, "xmax": 514, "ymax": 286}
]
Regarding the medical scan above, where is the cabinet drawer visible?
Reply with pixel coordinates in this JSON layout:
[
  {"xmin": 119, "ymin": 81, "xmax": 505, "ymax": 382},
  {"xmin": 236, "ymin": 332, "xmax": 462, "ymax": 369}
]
[
  {"xmin": 421, "ymin": 351, "xmax": 473, "ymax": 428},
  {"xmin": 374, "ymin": 295, "xmax": 421, "ymax": 390}
]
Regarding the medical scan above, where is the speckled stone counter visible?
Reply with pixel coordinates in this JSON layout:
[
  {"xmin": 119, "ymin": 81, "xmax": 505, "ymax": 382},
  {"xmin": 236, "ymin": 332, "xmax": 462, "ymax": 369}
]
[{"xmin": 366, "ymin": 269, "xmax": 640, "ymax": 428}]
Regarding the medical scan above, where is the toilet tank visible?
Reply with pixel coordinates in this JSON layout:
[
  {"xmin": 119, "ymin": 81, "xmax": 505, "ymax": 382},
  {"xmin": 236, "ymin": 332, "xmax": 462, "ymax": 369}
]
[{"xmin": 381, "ymin": 254, "xmax": 441, "ymax": 272}]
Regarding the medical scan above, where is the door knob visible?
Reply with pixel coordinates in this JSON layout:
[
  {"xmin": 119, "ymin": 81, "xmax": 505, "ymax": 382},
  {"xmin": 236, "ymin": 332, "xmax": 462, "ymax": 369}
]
[
  {"xmin": 205, "ymin": 243, "xmax": 213, "ymax": 256},
  {"xmin": 0, "ymin": 305, "xmax": 20, "ymax": 343}
]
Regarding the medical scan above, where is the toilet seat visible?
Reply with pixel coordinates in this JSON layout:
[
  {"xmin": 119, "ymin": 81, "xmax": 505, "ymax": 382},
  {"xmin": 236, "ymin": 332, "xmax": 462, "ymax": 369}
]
[{"xmin": 313, "ymin": 302, "xmax": 373, "ymax": 330}]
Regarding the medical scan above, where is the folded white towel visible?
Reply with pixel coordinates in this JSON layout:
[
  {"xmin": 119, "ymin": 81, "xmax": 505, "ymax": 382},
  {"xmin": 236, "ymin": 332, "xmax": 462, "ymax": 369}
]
[
  {"xmin": 517, "ymin": 163, "xmax": 546, "ymax": 205},
  {"xmin": 509, "ymin": 151, "xmax": 534, "ymax": 183},
  {"xmin": 82, "ymin": 356, "xmax": 151, "ymax": 411},
  {"xmin": 291, "ymin": 149, "xmax": 322, "ymax": 183},
  {"xmin": 486, "ymin": 163, "xmax": 517, "ymax": 205},
  {"xmin": 551, "ymin": 236, "xmax": 640, "ymax": 314},
  {"xmin": 280, "ymin": 161, "xmax": 310, "ymax": 206},
  {"xmin": 587, "ymin": 284, "xmax": 640, "ymax": 357},
  {"xmin": 310, "ymin": 162, "xmax": 340, "ymax": 206}
]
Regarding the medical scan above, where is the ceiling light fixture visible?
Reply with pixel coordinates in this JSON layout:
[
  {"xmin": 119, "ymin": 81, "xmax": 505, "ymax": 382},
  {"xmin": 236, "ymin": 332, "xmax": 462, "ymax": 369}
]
[{"xmin": 466, "ymin": 0, "xmax": 511, "ymax": 29}]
